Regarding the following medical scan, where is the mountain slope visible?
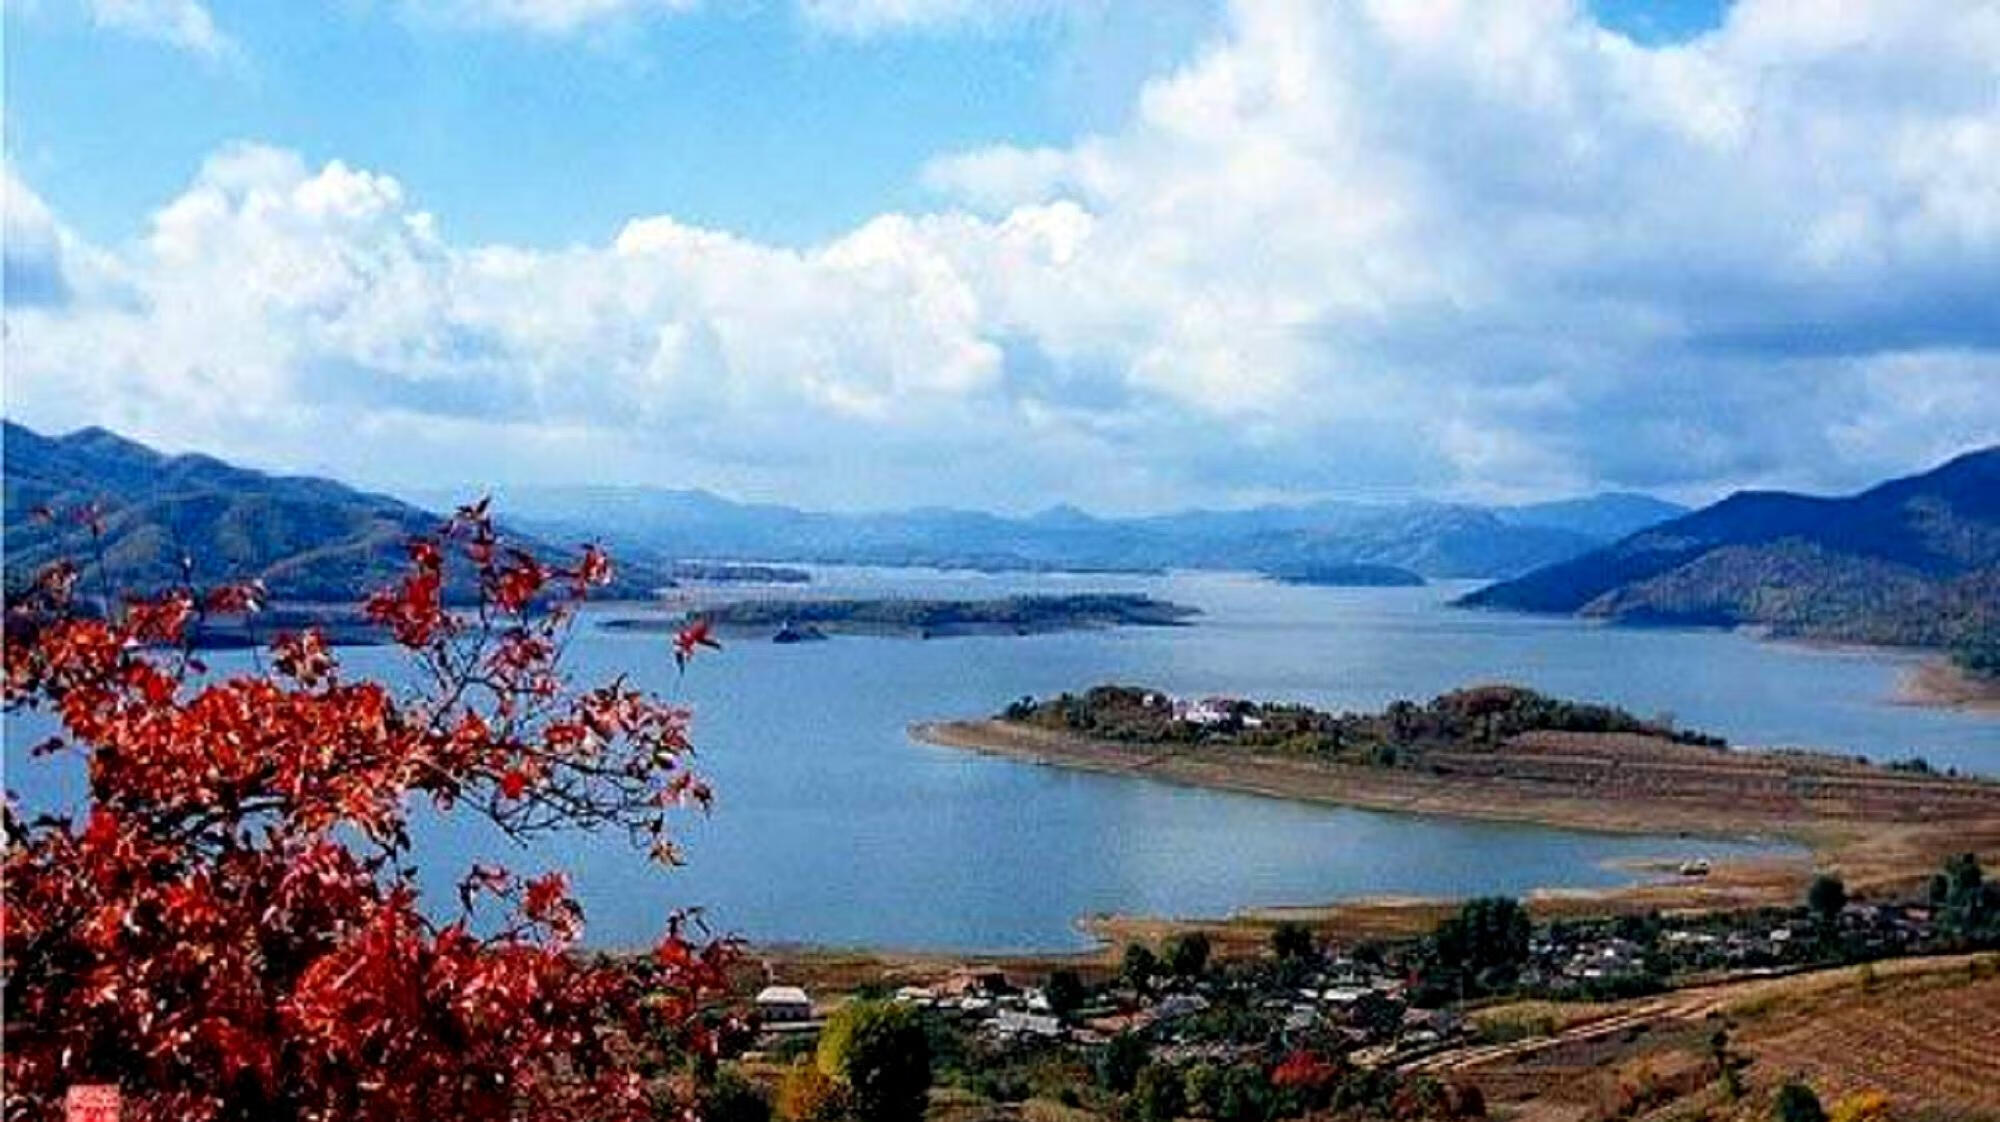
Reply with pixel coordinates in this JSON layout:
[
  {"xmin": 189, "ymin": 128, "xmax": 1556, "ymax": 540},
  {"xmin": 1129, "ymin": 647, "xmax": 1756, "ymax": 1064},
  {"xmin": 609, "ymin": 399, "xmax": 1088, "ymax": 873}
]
[
  {"xmin": 3, "ymin": 422, "xmax": 666, "ymax": 602},
  {"xmin": 454, "ymin": 487, "xmax": 1681, "ymax": 580},
  {"xmin": 1460, "ymin": 447, "xmax": 2000, "ymax": 646}
]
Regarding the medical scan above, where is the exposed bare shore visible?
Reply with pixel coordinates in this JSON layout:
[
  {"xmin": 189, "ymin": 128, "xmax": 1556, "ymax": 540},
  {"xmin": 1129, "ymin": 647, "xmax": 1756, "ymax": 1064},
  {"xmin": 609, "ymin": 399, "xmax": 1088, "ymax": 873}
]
[
  {"xmin": 1896, "ymin": 657, "xmax": 2000, "ymax": 713},
  {"xmin": 905, "ymin": 718, "xmax": 2000, "ymax": 957}
]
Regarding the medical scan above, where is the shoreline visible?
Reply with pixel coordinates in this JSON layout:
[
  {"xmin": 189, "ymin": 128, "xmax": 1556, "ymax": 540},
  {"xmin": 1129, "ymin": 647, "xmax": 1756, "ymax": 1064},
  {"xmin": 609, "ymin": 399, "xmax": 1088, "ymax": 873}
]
[
  {"xmin": 1895, "ymin": 657, "xmax": 2000, "ymax": 713},
  {"xmin": 906, "ymin": 717, "xmax": 2000, "ymax": 956}
]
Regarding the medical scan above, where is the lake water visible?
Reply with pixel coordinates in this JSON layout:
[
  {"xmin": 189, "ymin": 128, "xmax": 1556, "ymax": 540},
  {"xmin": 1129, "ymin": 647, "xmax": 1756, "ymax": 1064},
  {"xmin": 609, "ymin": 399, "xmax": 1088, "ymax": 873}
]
[{"xmin": 8, "ymin": 569, "xmax": 1995, "ymax": 951}]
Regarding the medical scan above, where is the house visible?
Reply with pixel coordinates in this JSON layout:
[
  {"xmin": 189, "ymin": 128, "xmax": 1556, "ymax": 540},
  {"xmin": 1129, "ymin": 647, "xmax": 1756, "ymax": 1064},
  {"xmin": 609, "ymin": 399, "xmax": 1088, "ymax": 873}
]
[
  {"xmin": 1172, "ymin": 696, "xmax": 1237, "ymax": 726},
  {"xmin": 1154, "ymin": 993, "xmax": 1211, "ymax": 1021},
  {"xmin": 992, "ymin": 1010, "xmax": 1063, "ymax": 1039},
  {"xmin": 939, "ymin": 969, "xmax": 1012, "ymax": 998},
  {"xmin": 755, "ymin": 985, "xmax": 814, "ymax": 1023}
]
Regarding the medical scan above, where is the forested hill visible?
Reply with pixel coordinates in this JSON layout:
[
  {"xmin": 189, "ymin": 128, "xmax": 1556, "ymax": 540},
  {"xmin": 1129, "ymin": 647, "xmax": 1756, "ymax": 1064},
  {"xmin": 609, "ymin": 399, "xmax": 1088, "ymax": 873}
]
[
  {"xmin": 1460, "ymin": 447, "xmax": 2000, "ymax": 648},
  {"xmin": 2, "ymin": 421, "xmax": 668, "ymax": 602}
]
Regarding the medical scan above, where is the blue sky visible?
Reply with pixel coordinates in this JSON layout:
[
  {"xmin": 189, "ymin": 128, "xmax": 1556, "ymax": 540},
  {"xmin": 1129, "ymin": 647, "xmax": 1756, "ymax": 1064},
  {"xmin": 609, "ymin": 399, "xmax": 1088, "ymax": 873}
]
[
  {"xmin": 7, "ymin": 1, "xmax": 1224, "ymax": 247},
  {"xmin": 5, "ymin": 0, "xmax": 1994, "ymax": 512}
]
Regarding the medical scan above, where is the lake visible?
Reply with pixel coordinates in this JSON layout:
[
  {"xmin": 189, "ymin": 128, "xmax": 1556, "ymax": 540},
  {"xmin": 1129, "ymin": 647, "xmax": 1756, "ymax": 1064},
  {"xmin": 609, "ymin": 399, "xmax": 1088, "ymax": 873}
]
[{"xmin": 7, "ymin": 569, "xmax": 1995, "ymax": 951}]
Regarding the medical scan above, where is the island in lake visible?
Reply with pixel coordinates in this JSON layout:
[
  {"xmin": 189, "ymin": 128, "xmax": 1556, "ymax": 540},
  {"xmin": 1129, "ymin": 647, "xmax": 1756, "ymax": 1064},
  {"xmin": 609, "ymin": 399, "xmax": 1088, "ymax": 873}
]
[
  {"xmin": 604, "ymin": 593, "xmax": 1200, "ymax": 640},
  {"xmin": 1270, "ymin": 562, "xmax": 1426, "ymax": 587}
]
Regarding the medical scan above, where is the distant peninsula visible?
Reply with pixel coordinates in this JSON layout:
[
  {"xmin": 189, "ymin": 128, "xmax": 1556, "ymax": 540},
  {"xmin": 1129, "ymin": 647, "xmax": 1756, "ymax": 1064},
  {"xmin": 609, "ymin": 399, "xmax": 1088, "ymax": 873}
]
[
  {"xmin": 666, "ymin": 561, "xmax": 811, "ymax": 584},
  {"xmin": 603, "ymin": 593, "xmax": 1200, "ymax": 641},
  {"xmin": 1271, "ymin": 562, "xmax": 1425, "ymax": 587}
]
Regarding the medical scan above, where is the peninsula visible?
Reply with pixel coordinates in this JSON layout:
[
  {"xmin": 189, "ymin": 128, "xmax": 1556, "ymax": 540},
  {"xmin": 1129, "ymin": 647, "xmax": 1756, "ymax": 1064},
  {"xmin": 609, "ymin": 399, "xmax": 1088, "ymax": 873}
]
[{"xmin": 916, "ymin": 684, "xmax": 2000, "ymax": 911}]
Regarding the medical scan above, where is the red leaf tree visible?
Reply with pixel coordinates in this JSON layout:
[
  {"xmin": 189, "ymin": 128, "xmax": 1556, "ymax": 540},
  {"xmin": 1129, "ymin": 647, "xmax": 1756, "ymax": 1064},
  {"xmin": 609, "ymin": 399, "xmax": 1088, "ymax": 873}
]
[{"xmin": 4, "ymin": 502, "xmax": 737, "ymax": 1121}]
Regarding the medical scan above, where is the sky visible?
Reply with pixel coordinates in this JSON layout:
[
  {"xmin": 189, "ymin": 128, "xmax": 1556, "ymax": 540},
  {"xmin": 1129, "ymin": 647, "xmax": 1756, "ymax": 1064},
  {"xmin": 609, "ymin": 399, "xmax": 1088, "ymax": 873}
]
[{"xmin": 4, "ymin": 0, "xmax": 1996, "ymax": 513}]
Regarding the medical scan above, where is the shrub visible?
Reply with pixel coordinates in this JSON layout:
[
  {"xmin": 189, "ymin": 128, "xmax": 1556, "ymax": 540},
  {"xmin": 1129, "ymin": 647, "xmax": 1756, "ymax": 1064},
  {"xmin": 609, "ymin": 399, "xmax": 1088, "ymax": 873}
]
[
  {"xmin": 1776, "ymin": 1081, "xmax": 1828, "ymax": 1122},
  {"xmin": 704, "ymin": 1068, "xmax": 775, "ymax": 1122},
  {"xmin": 777, "ymin": 1063, "xmax": 847, "ymax": 1122},
  {"xmin": 1097, "ymin": 1032, "xmax": 1148, "ymax": 1094},
  {"xmin": 816, "ymin": 1000, "xmax": 932, "ymax": 1122},
  {"xmin": 1133, "ymin": 1063, "xmax": 1187, "ymax": 1122}
]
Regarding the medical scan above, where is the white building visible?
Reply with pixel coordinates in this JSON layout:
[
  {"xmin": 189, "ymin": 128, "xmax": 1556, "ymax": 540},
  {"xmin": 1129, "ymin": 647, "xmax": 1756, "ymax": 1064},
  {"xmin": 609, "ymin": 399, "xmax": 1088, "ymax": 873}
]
[{"xmin": 755, "ymin": 985, "xmax": 814, "ymax": 1023}]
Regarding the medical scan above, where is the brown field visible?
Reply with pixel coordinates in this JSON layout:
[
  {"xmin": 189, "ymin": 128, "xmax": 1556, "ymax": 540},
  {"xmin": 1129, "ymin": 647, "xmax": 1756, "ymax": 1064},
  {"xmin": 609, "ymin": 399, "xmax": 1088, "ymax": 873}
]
[{"xmin": 1419, "ymin": 955, "xmax": 2000, "ymax": 1122}]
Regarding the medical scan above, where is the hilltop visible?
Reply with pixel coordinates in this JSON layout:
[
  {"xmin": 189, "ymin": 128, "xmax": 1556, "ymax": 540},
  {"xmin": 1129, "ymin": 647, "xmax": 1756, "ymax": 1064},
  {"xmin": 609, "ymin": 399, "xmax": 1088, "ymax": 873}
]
[
  {"xmin": 1460, "ymin": 447, "xmax": 2000, "ymax": 649},
  {"xmin": 2, "ymin": 421, "xmax": 670, "ymax": 602}
]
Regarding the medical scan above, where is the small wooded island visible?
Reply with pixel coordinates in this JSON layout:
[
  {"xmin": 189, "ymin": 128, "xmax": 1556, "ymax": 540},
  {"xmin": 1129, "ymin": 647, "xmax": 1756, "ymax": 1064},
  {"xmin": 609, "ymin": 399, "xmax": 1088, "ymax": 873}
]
[
  {"xmin": 1269, "ymin": 562, "xmax": 1427, "ymax": 587},
  {"xmin": 604, "ymin": 593, "xmax": 1199, "ymax": 640}
]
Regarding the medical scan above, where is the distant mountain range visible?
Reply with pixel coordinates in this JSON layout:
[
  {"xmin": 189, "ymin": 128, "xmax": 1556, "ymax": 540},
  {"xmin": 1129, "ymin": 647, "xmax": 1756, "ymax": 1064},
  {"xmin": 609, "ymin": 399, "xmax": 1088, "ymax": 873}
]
[
  {"xmin": 1461, "ymin": 446, "xmax": 2000, "ymax": 648},
  {"xmin": 2, "ymin": 421, "xmax": 666, "ymax": 602},
  {"xmin": 425, "ymin": 485, "xmax": 1687, "ymax": 580},
  {"xmin": 3, "ymin": 420, "xmax": 1693, "ymax": 605}
]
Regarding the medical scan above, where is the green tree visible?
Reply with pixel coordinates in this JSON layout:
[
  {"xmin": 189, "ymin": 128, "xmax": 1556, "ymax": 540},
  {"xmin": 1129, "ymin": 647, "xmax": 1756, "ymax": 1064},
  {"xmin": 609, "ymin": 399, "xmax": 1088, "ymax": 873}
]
[
  {"xmin": 1433, "ymin": 897, "xmax": 1531, "ymax": 985},
  {"xmin": 1133, "ymin": 1063, "xmax": 1188, "ymax": 1122},
  {"xmin": 1271, "ymin": 922, "xmax": 1315, "ymax": 962},
  {"xmin": 816, "ymin": 1000, "xmax": 931, "ymax": 1122},
  {"xmin": 1123, "ymin": 942, "xmax": 1160, "ymax": 992},
  {"xmin": 1045, "ymin": 968, "xmax": 1087, "ymax": 1019},
  {"xmin": 1932, "ymin": 852, "xmax": 1996, "ymax": 935},
  {"xmin": 1776, "ymin": 1080, "xmax": 1827, "ymax": 1122},
  {"xmin": 1808, "ymin": 874, "xmax": 1848, "ymax": 927},
  {"xmin": 1098, "ymin": 1032, "xmax": 1149, "ymax": 1094},
  {"xmin": 1163, "ymin": 931, "xmax": 1212, "ymax": 979}
]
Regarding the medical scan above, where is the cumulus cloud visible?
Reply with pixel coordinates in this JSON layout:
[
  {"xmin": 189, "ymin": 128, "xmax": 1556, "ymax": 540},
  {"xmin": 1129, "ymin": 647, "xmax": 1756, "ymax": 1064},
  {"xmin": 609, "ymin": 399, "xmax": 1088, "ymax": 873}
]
[
  {"xmin": 84, "ymin": 0, "xmax": 232, "ymax": 54},
  {"xmin": 6, "ymin": 0, "xmax": 1998, "ymax": 508}
]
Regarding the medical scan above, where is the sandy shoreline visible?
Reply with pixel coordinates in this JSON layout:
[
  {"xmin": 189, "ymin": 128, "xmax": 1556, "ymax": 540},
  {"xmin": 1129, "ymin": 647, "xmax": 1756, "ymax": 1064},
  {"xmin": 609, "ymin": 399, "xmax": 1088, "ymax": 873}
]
[{"xmin": 1895, "ymin": 657, "xmax": 2000, "ymax": 713}]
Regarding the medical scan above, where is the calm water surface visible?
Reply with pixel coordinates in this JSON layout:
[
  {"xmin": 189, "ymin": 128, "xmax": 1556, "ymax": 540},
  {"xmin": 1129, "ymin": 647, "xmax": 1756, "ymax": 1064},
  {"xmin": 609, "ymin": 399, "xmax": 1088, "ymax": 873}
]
[{"xmin": 9, "ymin": 570, "xmax": 1994, "ymax": 951}]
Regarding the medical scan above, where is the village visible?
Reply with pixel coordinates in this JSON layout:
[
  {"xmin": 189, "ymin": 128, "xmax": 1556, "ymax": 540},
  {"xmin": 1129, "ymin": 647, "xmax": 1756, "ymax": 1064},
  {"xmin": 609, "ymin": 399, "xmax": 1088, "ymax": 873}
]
[{"xmin": 740, "ymin": 868, "xmax": 1973, "ymax": 1101}]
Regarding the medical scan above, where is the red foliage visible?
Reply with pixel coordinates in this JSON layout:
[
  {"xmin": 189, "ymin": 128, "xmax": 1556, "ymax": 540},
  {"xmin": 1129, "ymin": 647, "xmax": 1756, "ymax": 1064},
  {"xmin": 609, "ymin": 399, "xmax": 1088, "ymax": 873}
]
[
  {"xmin": 3, "ymin": 503, "xmax": 737, "ymax": 1121},
  {"xmin": 1271, "ymin": 1049, "xmax": 1342, "ymax": 1092}
]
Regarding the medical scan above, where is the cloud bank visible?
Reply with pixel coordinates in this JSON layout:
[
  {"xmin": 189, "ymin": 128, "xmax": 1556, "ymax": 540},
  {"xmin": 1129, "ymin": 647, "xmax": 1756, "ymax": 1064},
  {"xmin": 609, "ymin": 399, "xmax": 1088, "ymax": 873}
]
[{"xmin": 6, "ymin": 0, "xmax": 1997, "ymax": 508}]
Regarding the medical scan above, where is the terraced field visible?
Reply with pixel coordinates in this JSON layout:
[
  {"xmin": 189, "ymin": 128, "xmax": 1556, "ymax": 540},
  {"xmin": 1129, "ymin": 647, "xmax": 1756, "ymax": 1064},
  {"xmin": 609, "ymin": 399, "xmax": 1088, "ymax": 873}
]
[
  {"xmin": 1742, "ymin": 971, "xmax": 2000, "ymax": 1115},
  {"xmin": 1421, "ymin": 957, "xmax": 2000, "ymax": 1122}
]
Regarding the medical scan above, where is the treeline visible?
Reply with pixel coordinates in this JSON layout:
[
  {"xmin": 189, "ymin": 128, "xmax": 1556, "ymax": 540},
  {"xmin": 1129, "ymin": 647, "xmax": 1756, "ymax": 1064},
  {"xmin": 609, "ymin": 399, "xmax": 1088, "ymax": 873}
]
[
  {"xmin": 1002, "ymin": 683, "xmax": 1724, "ymax": 766},
  {"xmin": 1954, "ymin": 629, "xmax": 2000, "ymax": 679}
]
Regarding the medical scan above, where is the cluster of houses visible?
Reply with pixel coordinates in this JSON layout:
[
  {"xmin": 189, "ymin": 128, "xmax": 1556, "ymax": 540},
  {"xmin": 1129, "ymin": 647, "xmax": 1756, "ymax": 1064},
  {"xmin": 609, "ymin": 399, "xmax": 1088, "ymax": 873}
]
[
  {"xmin": 1516, "ymin": 901, "xmax": 1946, "ymax": 993},
  {"xmin": 753, "ymin": 955, "xmax": 1472, "ymax": 1069}
]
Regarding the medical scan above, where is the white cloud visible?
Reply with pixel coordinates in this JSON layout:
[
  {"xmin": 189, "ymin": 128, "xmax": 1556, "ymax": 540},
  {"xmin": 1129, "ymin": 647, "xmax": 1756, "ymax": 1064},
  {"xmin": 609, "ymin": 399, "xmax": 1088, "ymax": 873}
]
[
  {"xmin": 399, "ymin": 0, "xmax": 698, "ymax": 35},
  {"xmin": 395, "ymin": 0, "xmax": 1081, "ymax": 37},
  {"xmin": 84, "ymin": 0, "xmax": 232, "ymax": 54},
  {"xmin": 795, "ymin": 0, "xmax": 1085, "ymax": 37},
  {"xmin": 6, "ymin": 0, "xmax": 1998, "ymax": 508}
]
